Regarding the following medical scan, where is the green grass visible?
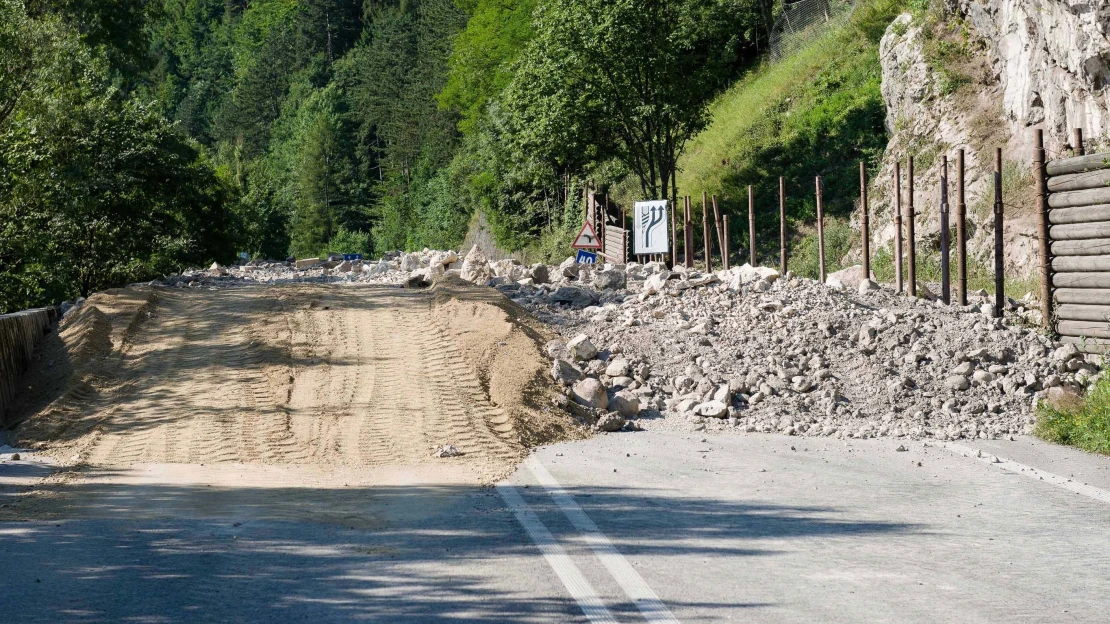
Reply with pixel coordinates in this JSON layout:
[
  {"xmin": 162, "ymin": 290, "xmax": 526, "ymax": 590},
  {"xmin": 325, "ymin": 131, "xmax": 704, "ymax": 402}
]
[
  {"xmin": 1036, "ymin": 374, "xmax": 1110, "ymax": 456},
  {"xmin": 869, "ymin": 245, "xmax": 1039, "ymax": 300},
  {"xmin": 675, "ymin": 0, "xmax": 905, "ymax": 263}
]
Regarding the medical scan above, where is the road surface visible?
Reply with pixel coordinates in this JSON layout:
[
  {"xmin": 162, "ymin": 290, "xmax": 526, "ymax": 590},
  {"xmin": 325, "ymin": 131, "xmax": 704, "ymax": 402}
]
[{"xmin": 1, "ymin": 284, "xmax": 1108, "ymax": 622}]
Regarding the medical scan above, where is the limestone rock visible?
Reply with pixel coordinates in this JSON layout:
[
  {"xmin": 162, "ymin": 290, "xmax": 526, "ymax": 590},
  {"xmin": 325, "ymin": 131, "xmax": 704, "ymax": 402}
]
[
  {"xmin": 572, "ymin": 378, "xmax": 609, "ymax": 410},
  {"xmin": 567, "ymin": 334, "xmax": 598, "ymax": 361},
  {"xmin": 460, "ymin": 246, "xmax": 492, "ymax": 284}
]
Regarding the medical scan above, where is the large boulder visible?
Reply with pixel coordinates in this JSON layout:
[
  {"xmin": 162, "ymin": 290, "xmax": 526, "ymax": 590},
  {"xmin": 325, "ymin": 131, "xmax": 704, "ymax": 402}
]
[
  {"xmin": 530, "ymin": 263, "xmax": 551, "ymax": 284},
  {"xmin": 825, "ymin": 265, "xmax": 873, "ymax": 291},
  {"xmin": 552, "ymin": 286, "xmax": 599, "ymax": 308},
  {"xmin": 609, "ymin": 390, "xmax": 641, "ymax": 418},
  {"xmin": 552, "ymin": 359, "xmax": 584, "ymax": 385},
  {"xmin": 460, "ymin": 246, "xmax": 492, "ymax": 284},
  {"xmin": 558, "ymin": 257, "xmax": 580, "ymax": 279},
  {"xmin": 399, "ymin": 253, "xmax": 424, "ymax": 272},
  {"xmin": 571, "ymin": 378, "xmax": 609, "ymax": 410},
  {"xmin": 593, "ymin": 269, "xmax": 627, "ymax": 290},
  {"xmin": 643, "ymin": 271, "xmax": 671, "ymax": 295}
]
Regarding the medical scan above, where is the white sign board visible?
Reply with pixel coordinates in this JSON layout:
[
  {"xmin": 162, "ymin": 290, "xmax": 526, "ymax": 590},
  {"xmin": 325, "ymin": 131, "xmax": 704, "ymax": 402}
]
[{"xmin": 634, "ymin": 200, "xmax": 669, "ymax": 255}]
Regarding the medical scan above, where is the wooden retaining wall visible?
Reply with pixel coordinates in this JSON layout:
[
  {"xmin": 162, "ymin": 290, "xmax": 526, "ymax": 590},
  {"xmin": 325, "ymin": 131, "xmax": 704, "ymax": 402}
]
[
  {"xmin": 601, "ymin": 225, "xmax": 628, "ymax": 265},
  {"xmin": 1045, "ymin": 151, "xmax": 1110, "ymax": 352},
  {"xmin": 0, "ymin": 308, "xmax": 56, "ymax": 423}
]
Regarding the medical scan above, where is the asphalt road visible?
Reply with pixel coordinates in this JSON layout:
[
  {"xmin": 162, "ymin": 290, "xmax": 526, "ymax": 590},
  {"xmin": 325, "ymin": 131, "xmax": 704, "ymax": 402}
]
[{"xmin": 2, "ymin": 433, "xmax": 1109, "ymax": 623}]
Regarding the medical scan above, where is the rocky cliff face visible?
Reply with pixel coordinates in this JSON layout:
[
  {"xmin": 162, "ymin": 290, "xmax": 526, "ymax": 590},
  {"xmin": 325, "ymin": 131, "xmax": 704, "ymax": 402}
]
[
  {"xmin": 953, "ymin": 0, "xmax": 1110, "ymax": 151},
  {"xmin": 862, "ymin": 1, "xmax": 1109, "ymax": 282}
]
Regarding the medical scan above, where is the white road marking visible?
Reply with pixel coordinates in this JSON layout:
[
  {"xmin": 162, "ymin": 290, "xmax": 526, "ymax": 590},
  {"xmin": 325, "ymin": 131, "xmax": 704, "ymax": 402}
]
[
  {"xmin": 527, "ymin": 457, "xmax": 681, "ymax": 624},
  {"xmin": 939, "ymin": 442, "xmax": 1110, "ymax": 505},
  {"xmin": 496, "ymin": 483, "xmax": 618, "ymax": 624}
]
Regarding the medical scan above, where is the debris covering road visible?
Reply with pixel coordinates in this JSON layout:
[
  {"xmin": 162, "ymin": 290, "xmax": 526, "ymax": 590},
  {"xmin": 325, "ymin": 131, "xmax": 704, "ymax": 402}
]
[{"xmin": 268, "ymin": 247, "xmax": 1087, "ymax": 443}]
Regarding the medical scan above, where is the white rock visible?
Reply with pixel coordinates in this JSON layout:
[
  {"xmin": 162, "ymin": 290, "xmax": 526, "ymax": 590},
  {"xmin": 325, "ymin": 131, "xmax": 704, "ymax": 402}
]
[
  {"xmin": 571, "ymin": 378, "xmax": 608, "ymax": 410},
  {"xmin": 460, "ymin": 246, "xmax": 492, "ymax": 284},
  {"xmin": 567, "ymin": 334, "xmax": 598, "ymax": 361},
  {"xmin": 692, "ymin": 400, "xmax": 728, "ymax": 418}
]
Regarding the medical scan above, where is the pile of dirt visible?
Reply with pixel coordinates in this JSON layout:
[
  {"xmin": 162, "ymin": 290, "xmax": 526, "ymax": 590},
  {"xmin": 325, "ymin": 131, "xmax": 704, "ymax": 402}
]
[
  {"xmin": 9, "ymin": 281, "xmax": 584, "ymax": 483},
  {"xmin": 8, "ymin": 288, "xmax": 156, "ymax": 461}
]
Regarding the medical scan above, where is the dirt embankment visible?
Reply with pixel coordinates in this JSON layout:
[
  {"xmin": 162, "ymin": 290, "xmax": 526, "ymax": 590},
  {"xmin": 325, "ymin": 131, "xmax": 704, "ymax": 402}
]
[{"xmin": 8, "ymin": 281, "xmax": 583, "ymax": 483}]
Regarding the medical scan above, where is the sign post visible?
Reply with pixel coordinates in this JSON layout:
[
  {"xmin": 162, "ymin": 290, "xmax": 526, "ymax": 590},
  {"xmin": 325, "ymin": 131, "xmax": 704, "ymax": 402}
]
[{"xmin": 633, "ymin": 200, "xmax": 669, "ymax": 256}]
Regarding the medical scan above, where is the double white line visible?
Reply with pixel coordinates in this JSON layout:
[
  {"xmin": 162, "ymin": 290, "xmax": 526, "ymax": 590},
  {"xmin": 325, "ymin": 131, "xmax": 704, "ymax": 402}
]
[{"xmin": 496, "ymin": 456, "xmax": 680, "ymax": 624}]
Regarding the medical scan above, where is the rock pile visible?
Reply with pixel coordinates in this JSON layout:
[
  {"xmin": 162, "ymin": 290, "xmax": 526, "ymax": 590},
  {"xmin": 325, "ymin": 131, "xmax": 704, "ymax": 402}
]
[{"xmin": 498, "ymin": 258, "xmax": 1093, "ymax": 441}]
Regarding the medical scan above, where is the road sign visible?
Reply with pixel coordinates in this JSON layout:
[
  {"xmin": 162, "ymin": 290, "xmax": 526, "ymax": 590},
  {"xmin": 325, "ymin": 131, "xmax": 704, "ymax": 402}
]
[
  {"xmin": 572, "ymin": 221, "xmax": 602, "ymax": 250},
  {"xmin": 634, "ymin": 200, "xmax": 669, "ymax": 255},
  {"xmin": 342, "ymin": 253, "xmax": 363, "ymax": 261},
  {"xmin": 576, "ymin": 250, "xmax": 598, "ymax": 264}
]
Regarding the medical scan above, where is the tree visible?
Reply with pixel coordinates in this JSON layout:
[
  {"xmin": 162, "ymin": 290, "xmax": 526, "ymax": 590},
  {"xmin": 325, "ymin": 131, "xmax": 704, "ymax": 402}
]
[
  {"xmin": 503, "ymin": 0, "xmax": 739, "ymax": 201},
  {"xmin": 438, "ymin": 0, "xmax": 535, "ymax": 135},
  {"xmin": 0, "ymin": 10, "xmax": 233, "ymax": 311}
]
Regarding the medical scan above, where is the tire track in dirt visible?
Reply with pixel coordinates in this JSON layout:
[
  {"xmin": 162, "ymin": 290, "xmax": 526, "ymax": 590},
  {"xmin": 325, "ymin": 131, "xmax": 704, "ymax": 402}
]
[{"xmin": 56, "ymin": 283, "xmax": 575, "ymax": 476}]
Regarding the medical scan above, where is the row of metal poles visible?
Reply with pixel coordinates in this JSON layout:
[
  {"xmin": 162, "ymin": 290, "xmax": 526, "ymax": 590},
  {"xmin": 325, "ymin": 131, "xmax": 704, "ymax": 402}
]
[{"xmin": 662, "ymin": 150, "xmax": 1018, "ymax": 318}]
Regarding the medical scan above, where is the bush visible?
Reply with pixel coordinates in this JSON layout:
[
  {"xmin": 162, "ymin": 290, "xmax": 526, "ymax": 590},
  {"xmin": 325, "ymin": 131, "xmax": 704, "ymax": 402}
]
[
  {"xmin": 325, "ymin": 227, "xmax": 372, "ymax": 256},
  {"xmin": 1037, "ymin": 374, "xmax": 1110, "ymax": 456},
  {"xmin": 787, "ymin": 218, "xmax": 855, "ymax": 280}
]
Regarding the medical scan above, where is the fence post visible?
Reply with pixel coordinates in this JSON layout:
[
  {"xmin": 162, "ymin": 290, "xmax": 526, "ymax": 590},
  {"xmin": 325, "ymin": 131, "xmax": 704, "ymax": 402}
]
[
  {"xmin": 1075, "ymin": 127, "xmax": 1085, "ymax": 156},
  {"xmin": 1034, "ymin": 129, "xmax": 1051, "ymax": 328},
  {"xmin": 748, "ymin": 185, "xmax": 756, "ymax": 267},
  {"xmin": 703, "ymin": 192, "xmax": 712, "ymax": 272},
  {"xmin": 679, "ymin": 194, "xmax": 688, "ymax": 267},
  {"xmin": 710, "ymin": 195, "xmax": 728, "ymax": 268},
  {"xmin": 670, "ymin": 198, "xmax": 678, "ymax": 268},
  {"xmin": 993, "ymin": 147, "xmax": 1005, "ymax": 318},
  {"xmin": 816, "ymin": 176, "xmax": 826, "ymax": 283},
  {"xmin": 957, "ymin": 149, "xmax": 967, "ymax": 306},
  {"xmin": 907, "ymin": 156, "xmax": 917, "ymax": 297},
  {"xmin": 779, "ymin": 177, "xmax": 787, "ymax": 274},
  {"xmin": 860, "ymin": 161, "xmax": 870, "ymax": 282},
  {"xmin": 723, "ymin": 215, "xmax": 730, "ymax": 270},
  {"xmin": 940, "ymin": 154, "xmax": 951, "ymax": 305},
  {"xmin": 894, "ymin": 161, "xmax": 903, "ymax": 294}
]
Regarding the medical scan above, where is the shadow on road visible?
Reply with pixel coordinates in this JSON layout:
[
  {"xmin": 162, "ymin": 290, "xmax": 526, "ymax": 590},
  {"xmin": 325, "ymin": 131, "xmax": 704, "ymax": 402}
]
[{"xmin": 0, "ymin": 468, "xmax": 919, "ymax": 623}]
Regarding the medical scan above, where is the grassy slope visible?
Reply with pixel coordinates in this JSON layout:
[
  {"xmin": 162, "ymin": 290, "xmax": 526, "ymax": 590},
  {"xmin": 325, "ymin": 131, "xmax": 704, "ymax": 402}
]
[{"xmin": 675, "ymin": 0, "xmax": 904, "ymax": 276}]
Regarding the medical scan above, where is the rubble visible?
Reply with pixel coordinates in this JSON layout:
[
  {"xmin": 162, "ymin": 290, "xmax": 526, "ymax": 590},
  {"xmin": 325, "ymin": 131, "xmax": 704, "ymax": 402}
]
[
  {"xmin": 496, "ymin": 257, "xmax": 1089, "ymax": 442},
  {"xmin": 164, "ymin": 245, "xmax": 1092, "ymax": 444}
]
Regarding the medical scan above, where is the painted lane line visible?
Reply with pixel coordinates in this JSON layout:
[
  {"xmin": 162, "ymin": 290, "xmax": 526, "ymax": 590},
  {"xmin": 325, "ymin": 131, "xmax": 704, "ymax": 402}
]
[
  {"xmin": 496, "ymin": 483, "xmax": 619, "ymax": 624},
  {"xmin": 527, "ymin": 457, "xmax": 681, "ymax": 624},
  {"xmin": 939, "ymin": 442, "xmax": 1110, "ymax": 505}
]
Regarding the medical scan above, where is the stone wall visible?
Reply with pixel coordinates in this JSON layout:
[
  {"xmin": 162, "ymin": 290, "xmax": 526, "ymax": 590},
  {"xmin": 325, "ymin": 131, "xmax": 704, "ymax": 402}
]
[{"xmin": 0, "ymin": 309, "xmax": 56, "ymax": 423}]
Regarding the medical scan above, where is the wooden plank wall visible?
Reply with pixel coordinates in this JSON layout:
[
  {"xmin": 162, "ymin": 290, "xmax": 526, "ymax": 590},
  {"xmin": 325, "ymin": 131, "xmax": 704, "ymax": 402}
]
[
  {"xmin": 601, "ymin": 226, "xmax": 627, "ymax": 264},
  {"xmin": 0, "ymin": 308, "xmax": 55, "ymax": 423},
  {"xmin": 1047, "ymin": 152, "xmax": 1110, "ymax": 352}
]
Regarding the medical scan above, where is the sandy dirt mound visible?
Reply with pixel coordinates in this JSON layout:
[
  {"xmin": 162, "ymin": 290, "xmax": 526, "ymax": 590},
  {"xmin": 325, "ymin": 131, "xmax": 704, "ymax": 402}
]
[{"xmin": 10, "ymin": 282, "xmax": 583, "ymax": 483}]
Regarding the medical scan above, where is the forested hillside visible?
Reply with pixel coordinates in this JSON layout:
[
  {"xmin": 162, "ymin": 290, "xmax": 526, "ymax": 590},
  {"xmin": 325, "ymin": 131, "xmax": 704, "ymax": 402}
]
[{"xmin": 1, "ymin": 0, "xmax": 894, "ymax": 314}]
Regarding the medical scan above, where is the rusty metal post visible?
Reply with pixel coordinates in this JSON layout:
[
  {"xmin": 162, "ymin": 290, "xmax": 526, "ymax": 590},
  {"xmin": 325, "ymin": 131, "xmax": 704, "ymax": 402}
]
[
  {"xmin": 860, "ymin": 161, "xmax": 869, "ymax": 281},
  {"xmin": 816, "ymin": 176, "xmax": 826, "ymax": 283},
  {"xmin": 957, "ymin": 149, "xmax": 967, "ymax": 306},
  {"xmin": 723, "ymin": 215, "xmax": 730, "ymax": 270},
  {"xmin": 670, "ymin": 199, "xmax": 677, "ymax": 268},
  {"xmin": 940, "ymin": 154, "xmax": 951, "ymax": 305},
  {"xmin": 779, "ymin": 177, "xmax": 787, "ymax": 274},
  {"xmin": 907, "ymin": 156, "xmax": 917, "ymax": 297},
  {"xmin": 1075, "ymin": 127, "xmax": 1085, "ymax": 156},
  {"xmin": 894, "ymin": 162, "xmax": 903, "ymax": 294},
  {"xmin": 713, "ymin": 196, "xmax": 727, "ymax": 270},
  {"xmin": 747, "ymin": 185, "xmax": 756, "ymax": 267},
  {"xmin": 684, "ymin": 196, "xmax": 693, "ymax": 269},
  {"xmin": 993, "ymin": 147, "xmax": 1005, "ymax": 318},
  {"xmin": 1034, "ymin": 129, "xmax": 1051, "ymax": 328},
  {"xmin": 703, "ymin": 192, "xmax": 712, "ymax": 272}
]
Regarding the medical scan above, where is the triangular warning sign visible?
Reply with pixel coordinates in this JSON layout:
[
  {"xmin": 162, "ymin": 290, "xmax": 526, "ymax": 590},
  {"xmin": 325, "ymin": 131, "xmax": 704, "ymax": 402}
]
[{"xmin": 572, "ymin": 221, "xmax": 602, "ymax": 249}]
